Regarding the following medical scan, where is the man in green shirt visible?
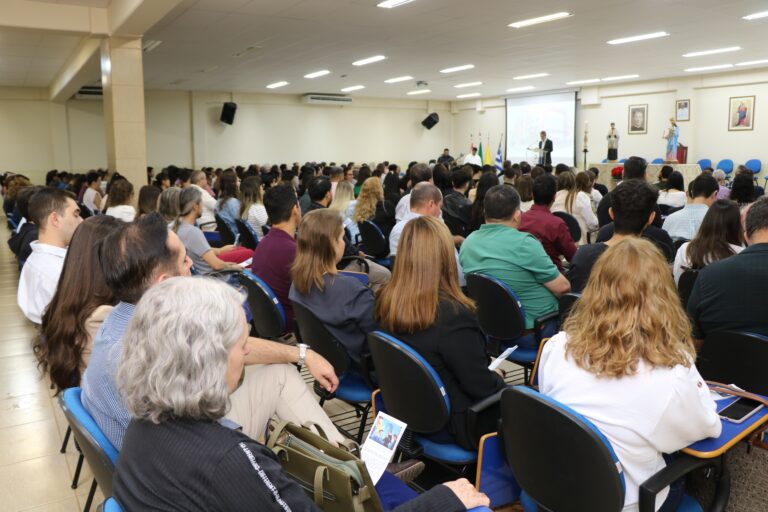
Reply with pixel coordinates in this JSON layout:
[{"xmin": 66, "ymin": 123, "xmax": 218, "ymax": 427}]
[{"xmin": 460, "ymin": 185, "xmax": 570, "ymax": 333}]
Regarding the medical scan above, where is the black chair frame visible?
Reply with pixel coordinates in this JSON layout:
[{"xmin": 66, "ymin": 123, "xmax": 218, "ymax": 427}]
[
  {"xmin": 235, "ymin": 219, "xmax": 259, "ymax": 250},
  {"xmin": 214, "ymin": 213, "xmax": 236, "ymax": 245},
  {"xmin": 552, "ymin": 211, "xmax": 581, "ymax": 243}
]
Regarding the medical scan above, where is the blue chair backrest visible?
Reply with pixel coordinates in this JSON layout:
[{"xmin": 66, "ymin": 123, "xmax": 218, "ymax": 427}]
[
  {"xmin": 99, "ymin": 497, "xmax": 122, "ymax": 512},
  {"xmin": 501, "ymin": 387, "xmax": 625, "ymax": 512},
  {"xmin": 697, "ymin": 331, "xmax": 768, "ymax": 396},
  {"xmin": 214, "ymin": 213, "xmax": 237, "ymax": 245},
  {"xmin": 60, "ymin": 388, "xmax": 118, "ymax": 498},
  {"xmin": 367, "ymin": 331, "xmax": 451, "ymax": 433},
  {"xmin": 651, "ymin": 158, "xmax": 664, "ymax": 164},
  {"xmin": 293, "ymin": 302, "xmax": 351, "ymax": 376},
  {"xmin": 238, "ymin": 270, "xmax": 286, "ymax": 338},
  {"xmin": 358, "ymin": 220, "xmax": 389, "ymax": 258},
  {"xmin": 697, "ymin": 158, "xmax": 712, "ymax": 170},
  {"xmin": 716, "ymin": 159, "xmax": 734, "ymax": 173},
  {"xmin": 465, "ymin": 273, "xmax": 526, "ymax": 341},
  {"xmin": 235, "ymin": 219, "xmax": 259, "ymax": 250},
  {"xmin": 745, "ymin": 159, "xmax": 762, "ymax": 174},
  {"xmin": 619, "ymin": 158, "xmax": 627, "ymax": 163},
  {"xmin": 601, "ymin": 158, "xmax": 608, "ymax": 164}
]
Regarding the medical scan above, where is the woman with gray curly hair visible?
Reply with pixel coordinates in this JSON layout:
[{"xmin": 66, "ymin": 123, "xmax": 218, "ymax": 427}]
[{"xmin": 113, "ymin": 276, "xmax": 488, "ymax": 511}]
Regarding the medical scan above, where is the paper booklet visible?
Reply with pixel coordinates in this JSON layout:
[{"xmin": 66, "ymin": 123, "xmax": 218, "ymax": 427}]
[{"xmin": 360, "ymin": 412, "xmax": 407, "ymax": 484}]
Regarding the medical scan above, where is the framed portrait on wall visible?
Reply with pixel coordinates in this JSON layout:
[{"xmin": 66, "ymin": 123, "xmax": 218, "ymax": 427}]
[
  {"xmin": 728, "ymin": 96, "xmax": 755, "ymax": 131},
  {"xmin": 628, "ymin": 104, "xmax": 648, "ymax": 134},
  {"xmin": 676, "ymin": 99, "xmax": 690, "ymax": 122}
]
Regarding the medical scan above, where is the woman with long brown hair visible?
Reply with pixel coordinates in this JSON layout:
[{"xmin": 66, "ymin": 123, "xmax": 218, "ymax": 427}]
[
  {"xmin": 376, "ymin": 216, "xmax": 504, "ymax": 450},
  {"xmin": 552, "ymin": 170, "xmax": 597, "ymax": 244},
  {"xmin": 539, "ymin": 238, "xmax": 721, "ymax": 511},
  {"xmin": 289, "ymin": 209, "xmax": 377, "ymax": 365},
  {"xmin": 37, "ymin": 215, "xmax": 122, "ymax": 394}
]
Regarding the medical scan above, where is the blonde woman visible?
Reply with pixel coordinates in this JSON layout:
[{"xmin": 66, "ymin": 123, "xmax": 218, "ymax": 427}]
[
  {"xmin": 539, "ymin": 238, "xmax": 721, "ymax": 512},
  {"xmin": 330, "ymin": 180, "xmax": 358, "ymax": 241},
  {"xmin": 551, "ymin": 171, "xmax": 597, "ymax": 244},
  {"xmin": 376, "ymin": 216, "xmax": 505, "ymax": 450},
  {"xmin": 353, "ymin": 177, "xmax": 396, "ymax": 237},
  {"xmin": 289, "ymin": 209, "xmax": 377, "ymax": 366},
  {"xmin": 239, "ymin": 176, "xmax": 268, "ymax": 241}
]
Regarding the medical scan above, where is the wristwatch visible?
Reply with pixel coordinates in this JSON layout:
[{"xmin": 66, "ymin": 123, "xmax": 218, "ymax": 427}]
[{"xmin": 297, "ymin": 343, "xmax": 309, "ymax": 369}]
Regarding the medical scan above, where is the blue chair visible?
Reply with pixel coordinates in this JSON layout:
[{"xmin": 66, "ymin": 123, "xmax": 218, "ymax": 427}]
[
  {"xmin": 500, "ymin": 386, "xmax": 723, "ymax": 512},
  {"xmin": 238, "ymin": 270, "xmax": 286, "ymax": 339},
  {"xmin": 235, "ymin": 219, "xmax": 259, "ymax": 250},
  {"xmin": 651, "ymin": 158, "xmax": 664, "ymax": 164},
  {"xmin": 465, "ymin": 273, "xmax": 559, "ymax": 380},
  {"xmin": 716, "ymin": 159, "xmax": 734, "ymax": 176},
  {"xmin": 60, "ymin": 388, "xmax": 118, "ymax": 512},
  {"xmin": 601, "ymin": 158, "xmax": 608, "ymax": 164},
  {"xmin": 214, "ymin": 213, "xmax": 237, "ymax": 245},
  {"xmin": 619, "ymin": 158, "xmax": 627, "ymax": 164},
  {"xmin": 292, "ymin": 302, "xmax": 375, "ymax": 443},
  {"xmin": 357, "ymin": 220, "xmax": 391, "ymax": 267},
  {"xmin": 97, "ymin": 498, "xmax": 121, "ymax": 512},
  {"xmin": 697, "ymin": 331, "xmax": 768, "ymax": 396},
  {"xmin": 552, "ymin": 211, "xmax": 581, "ymax": 242},
  {"xmin": 368, "ymin": 331, "xmax": 489, "ymax": 467},
  {"xmin": 697, "ymin": 158, "xmax": 712, "ymax": 171},
  {"xmin": 745, "ymin": 159, "xmax": 761, "ymax": 175}
]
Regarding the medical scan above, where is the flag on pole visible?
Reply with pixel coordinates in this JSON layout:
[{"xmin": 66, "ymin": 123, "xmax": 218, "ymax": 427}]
[
  {"xmin": 478, "ymin": 141, "xmax": 485, "ymax": 163},
  {"xmin": 484, "ymin": 135, "xmax": 494, "ymax": 166},
  {"xmin": 495, "ymin": 138, "xmax": 504, "ymax": 173}
]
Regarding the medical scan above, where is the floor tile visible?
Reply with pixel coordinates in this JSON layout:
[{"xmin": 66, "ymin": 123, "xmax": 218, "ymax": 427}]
[
  {"xmin": 0, "ymin": 454, "xmax": 75, "ymax": 511},
  {"xmin": 0, "ymin": 418, "xmax": 61, "ymax": 466}
]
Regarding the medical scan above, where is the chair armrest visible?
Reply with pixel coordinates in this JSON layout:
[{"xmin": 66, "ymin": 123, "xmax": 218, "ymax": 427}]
[
  {"xmin": 207, "ymin": 269, "xmax": 244, "ymax": 279},
  {"xmin": 466, "ymin": 389, "xmax": 505, "ymax": 448},
  {"xmin": 638, "ymin": 454, "xmax": 726, "ymax": 512},
  {"xmin": 199, "ymin": 221, "xmax": 217, "ymax": 229},
  {"xmin": 533, "ymin": 311, "xmax": 560, "ymax": 343}
]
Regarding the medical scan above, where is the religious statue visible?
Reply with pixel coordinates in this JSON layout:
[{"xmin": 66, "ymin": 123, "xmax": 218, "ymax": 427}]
[
  {"xmin": 606, "ymin": 122, "xmax": 619, "ymax": 161},
  {"xmin": 663, "ymin": 118, "xmax": 679, "ymax": 162}
]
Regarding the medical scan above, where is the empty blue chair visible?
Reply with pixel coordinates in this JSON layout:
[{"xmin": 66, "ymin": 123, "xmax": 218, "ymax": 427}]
[
  {"xmin": 60, "ymin": 388, "xmax": 119, "ymax": 512},
  {"xmin": 716, "ymin": 159, "xmax": 734, "ymax": 175},
  {"xmin": 697, "ymin": 158, "xmax": 712, "ymax": 171},
  {"xmin": 601, "ymin": 158, "xmax": 608, "ymax": 164},
  {"xmin": 238, "ymin": 270, "xmax": 286, "ymax": 339},
  {"xmin": 745, "ymin": 159, "xmax": 761, "ymax": 174},
  {"xmin": 358, "ymin": 220, "xmax": 391, "ymax": 267},
  {"xmin": 651, "ymin": 158, "xmax": 664, "ymax": 164},
  {"xmin": 501, "ymin": 386, "xmax": 724, "ymax": 512}
]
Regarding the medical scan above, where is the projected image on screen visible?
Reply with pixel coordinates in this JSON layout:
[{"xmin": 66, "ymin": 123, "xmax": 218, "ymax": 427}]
[{"xmin": 506, "ymin": 92, "xmax": 576, "ymax": 166}]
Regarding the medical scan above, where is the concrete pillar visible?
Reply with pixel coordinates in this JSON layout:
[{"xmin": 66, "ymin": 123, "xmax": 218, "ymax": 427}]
[{"xmin": 101, "ymin": 37, "xmax": 147, "ymax": 199}]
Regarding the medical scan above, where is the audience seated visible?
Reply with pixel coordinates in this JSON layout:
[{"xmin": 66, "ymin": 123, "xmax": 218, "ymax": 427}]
[
  {"xmin": 515, "ymin": 174, "xmax": 534, "ymax": 213},
  {"xmin": 113, "ymin": 277, "xmax": 483, "ymax": 512},
  {"xmin": 8, "ymin": 185, "xmax": 40, "ymax": 263},
  {"xmin": 442, "ymin": 167, "xmax": 473, "ymax": 226},
  {"xmin": 653, "ymin": 165, "xmax": 674, "ymax": 191},
  {"xmin": 330, "ymin": 180, "xmax": 359, "ymax": 241},
  {"xmin": 104, "ymin": 179, "xmax": 136, "ymax": 222},
  {"xmin": 383, "ymin": 170, "xmax": 403, "ymax": 206},
  {"xmin": 730, "ymin": 171, "xmax": 757, "ymax": 209},
  {"xmin": 306, "ymin": 175, "xmax": 333, "ymax": 213},
  {"xmin": 540, "ymin": 238, "xmax": 721, "ymax": 512},
  {"xmin": 568, "ymin": 180, "xmax": 659, "ymax": 293},
  {"xmin": 353, "ymin": 177, "xmax": 396, "ymax": 238},
  {"xmin": 158, "ymin": 186, "xmax": 182, "ymax": 225},
  {"xmin": 657, "ymin": 171, "xmax": 687, "ymax": 208},
  {"xmin": 713, "ymin": 169, "xmax": 730, "ymax": 200},
  {"xmin": 37, "ymin": 215, "xmax": 121, "ymax": 393},
  {"xmin": 82, "ymin": 171, "xmax": 103, "ymax": 214},
  {"xmin": 588, "ymin": 167, "xmax": 609, "ymax": 196},
  {"xmin": 189, "ymin": 170, "xmax": 217, "ymax": 230},
  {"xmin": 239, "ymin": 175, "xmax": 268, "ymax": 241},
  {"xmin": 577, "ymin": 170, "xmax": 602, "ymax": 211},
  {"xmin": 662, "ymin": 174, "xmax": 718, "ymax": 241},
  {"xmin": 215, "ymin": 171, "xmax": 241, "ymax": 235},
  {"xmin": 395, "ymin": 163, "xmax": 432, "ymax": 221},
  {"xmin": 551, "ymin": 171, "xmax": 598, "ymax": 245},
  {"xmin": 687, "ymin": 198, "xmax": 768, "ymax": 340},
  {"xmin": 469, "ymin": 172, "xmax": 500, "ymax": 232},
  {"xmin": 289, "ymin": 209, "xmax": 377, "ymax": 366},
  {"xmin": 597, "ymin": 157, "xmax": 663, "ymax": 228},
  {"xmin": 173, "ymin": 187, "xmax": 252, "ymax": 273},
  {"xmin": 377, "ymin": 216, "xmax": 504, "ymax": 450},
  {"xmin": 673, "ymin": 199, "xmax": 744, "ymax": 284},
  {"xmin": 519, "ymin": 174, "xmax": 576, "ymax": 273},
  {"xmin": 137, "ymin": 185, "xmax": 161, "ymax": 218},
  {"xmin": 81, "ymin": 213, "xmax": 343, "ymax": 449},
  {"xmin": 354, "ymin": 165, "xmax": 371, "ymax": 197},
  {"xmin": 17, "ymin": 188, "xmax": 82, "ymax": 324},
  {"xmin": 460, "ymin": 185, "xmax": 570, "ymax": 339}
]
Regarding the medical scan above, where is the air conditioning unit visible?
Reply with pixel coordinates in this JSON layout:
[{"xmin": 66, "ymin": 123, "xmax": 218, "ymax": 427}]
[
  {"xmin": 74, "ymin": 85, "xmax": 103, "ymax": 100},
  {"xmin": 301, "ymin": 94, "xmax": 352, "ymax": 106}
]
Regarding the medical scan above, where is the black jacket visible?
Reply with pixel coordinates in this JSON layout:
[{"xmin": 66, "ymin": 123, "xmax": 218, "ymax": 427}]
[{"xmin": 8, "ymin": 222, "xmax": 37, "ymax": 263}]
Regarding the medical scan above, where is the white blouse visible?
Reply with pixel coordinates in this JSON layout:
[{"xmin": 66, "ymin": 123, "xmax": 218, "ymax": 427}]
[
  {"xmin": 244, "ymin": 203, "xmax": 269, "ymax": 241},
  {"xmin": 672, "ymin": 242, "xmax": 744, "ymax": 284},
  {"xmin": 551, "ymin": 190, "xmax": 598, "ymax": 245},
  {"xmin": 658, "ymin": 190, "xmax": 687, "ymax": 208},
  {"xmin": 105, "ymin": 204, "xmax": 136, "ymax": 222},
  {"xmin": 539, "ymin": 332, "xmax": 721, "ymax": 512}
]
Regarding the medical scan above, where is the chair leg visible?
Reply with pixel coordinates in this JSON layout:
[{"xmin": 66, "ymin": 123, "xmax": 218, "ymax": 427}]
[
  {"xmin": 357, "ymin": 403, "xmax": 372, "ymax": 444},
  {"xmin": 60, "ymin": 426, "xmax": 72, "ymax": 453},
  {"xmin": 71, "ymin": 452, "xmax": 84, "ymax": 489},
  {"xmin": 82, "ymin": 478, "xmax": 97, "ymax": 512}
]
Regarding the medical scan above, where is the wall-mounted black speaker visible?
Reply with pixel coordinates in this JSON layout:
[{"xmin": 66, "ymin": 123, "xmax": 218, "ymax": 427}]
[
  {"xmin": 421, "ymin": 112, "xmax": 439, "ymax": 130},
  {"xmin": 220, "ymin": 102, "xmax": 237, "ymax": 125}
]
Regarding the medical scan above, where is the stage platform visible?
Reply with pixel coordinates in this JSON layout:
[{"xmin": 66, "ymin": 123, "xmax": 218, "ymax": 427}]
[{"xmin": 588, "ymin": 163, "xmax": 702, "ymax": 191}]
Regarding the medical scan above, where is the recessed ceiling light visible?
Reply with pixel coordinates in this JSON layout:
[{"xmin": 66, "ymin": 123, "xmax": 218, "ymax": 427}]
[
  {"xmin": 457, "ymin": 93, "xmax": 481, "ymax": 99},
  {"xmin": 441, "ymin": 64, "xmax": 475, "ymax": 74},
  {"xmin": 353, "ymin": 55, "xmax": 386, "ymax": 66},
  {"xmin": 507, "ymin": 86, "xmax": 536, "ymax": 93},
  {"xmin": 266, "ymin": 81, "xmax": 289, "ymax": 89},
  {"xmin": 509, "ymin": 12, "xmax": 572, "ymax": 29},
  {"xmin": 684, "ymin": 64, "xmax": 733, "ymax": 72},
  {"xmin": 304, "ymin": 70, "xmax": 331, "ymax": 79},
  {"xmin": 683, "ymin": 47, "xmax": 741, "ymax": 58},
  {"xmin": 607, "ymin": 32, "xmax": 669, "ymax": 45},
  {"xmin": 513, "ymin": 73, "xmax": 549, "ymax": 80},
  {"xmin": 736, "ymin": 59, "xmax": 768, "ymax": 66},
  {"xmin": 454, "ymin": 82, "xmax": 483, "ymax": 89},
  {"xmin": 601, "ymin": 74, "xmax": 640, "ymax": 81},
  {"xmin": 377, "ymin": 0, "xmax": 415, "ymax": 8},
  {"xmin": 341, "ymin": 85, "xmax": 365, "ymax": 92},
  {"xmin": 566, "ymin": 78, "xmax": 601, "ymax": 85},
  {"xmin": 743, "ymin": 11, "xmax": 768, "ymax": 21},
  {"xmin": 407, "ymin": 89, "xmax": 431, "ymax": 95},
  {"xmin": 384, "ymin": 75, "xmax": 413, "ymax": 83}
]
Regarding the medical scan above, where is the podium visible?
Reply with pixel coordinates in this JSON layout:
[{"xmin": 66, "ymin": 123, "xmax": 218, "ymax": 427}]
[
  {"xmin": 527, "ymin": 145, "xmax": 548, "ymax": 165},
  {"xmin": 677, "ymin": 144, "xmax": 688, "ymax": 164}
]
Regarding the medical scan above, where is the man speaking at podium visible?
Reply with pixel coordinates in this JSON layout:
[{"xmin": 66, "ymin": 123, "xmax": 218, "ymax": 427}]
[{"xmin": 538, "ymin": 131, "xmax": 553, "ymax": 166}]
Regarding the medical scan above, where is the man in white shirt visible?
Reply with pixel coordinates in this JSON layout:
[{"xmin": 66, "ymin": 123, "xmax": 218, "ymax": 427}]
[
  {"xmin": 464, "ymin": 147, "xmax": 482, "ymax": 166},
  {"xmin": 17, "ymin": 188, "xmax": 82, "ymax": 324},
  {"xmin": 662, "ymin": 174, "xmax": 718, "ymax": 241},
  {"xmin": 395, "ymin": 163, "xmax": 433, "ymax": 221},
  {"xmin": 190, "ymin": 170, "xmax": 217, "ymax": 231}
]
